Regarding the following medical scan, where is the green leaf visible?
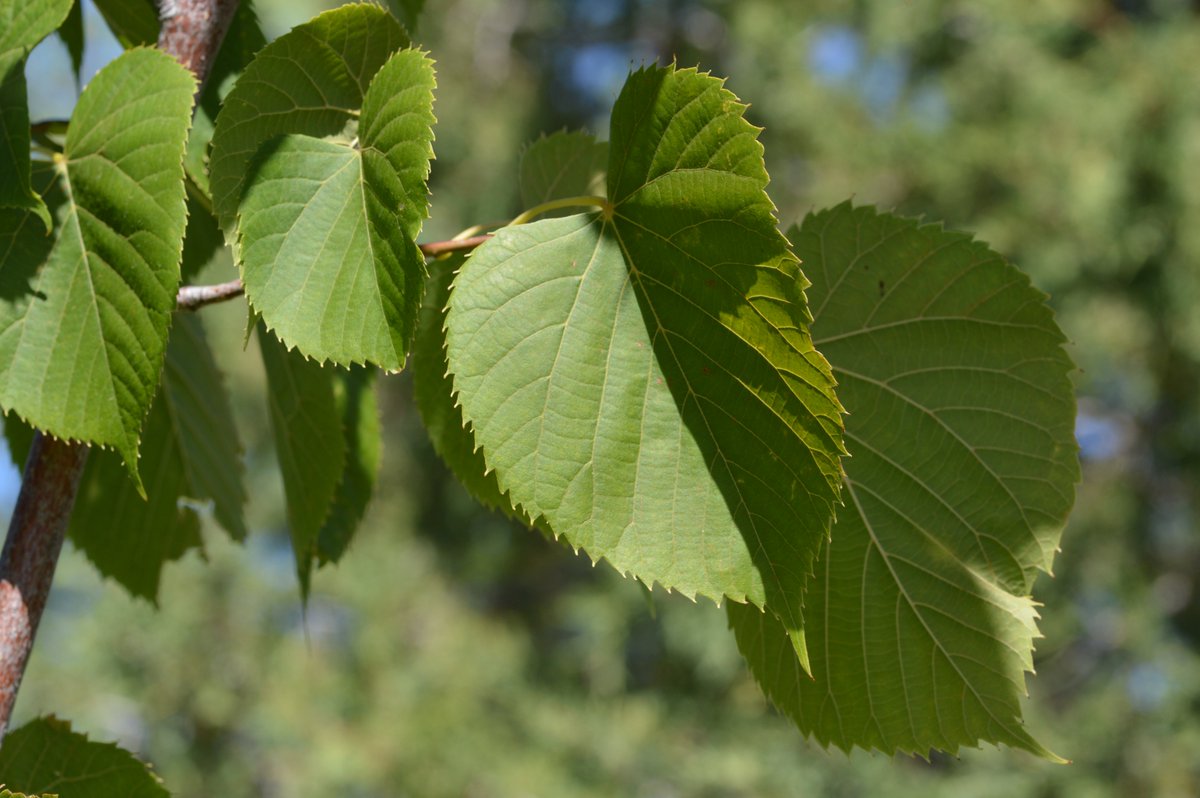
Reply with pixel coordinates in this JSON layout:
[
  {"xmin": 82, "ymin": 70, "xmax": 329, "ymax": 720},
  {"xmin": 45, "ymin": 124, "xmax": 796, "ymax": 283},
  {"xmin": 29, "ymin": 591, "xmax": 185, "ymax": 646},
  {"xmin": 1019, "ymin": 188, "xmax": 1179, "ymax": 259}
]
[
  {"xmin": 384, "ymin": 0, "xmax": 424, "ymax": 34},
  {"xmin": 445, "ymin": 65, "xmax": 844, "ymax": 631},
  {"xmin": 209, "ymin": 5, "xmax": 435, "ymax": 369},
  {"xmin": 91, "ymin": 0, "xmax": 157, "ymax": 47},
  {"xmin": 72, "ymin": 314, "xmax": 247, "ymax": 600},
  {"xmin": 259, "ymin": 325, "xmax": 381, "ymax": 595},
  {"xmin": 185, "ymin": 0, "xmax": 266, "ymax": 198},
  {"xmin": 0, "ymin": 716, "xmax": 168, "ymax": 797},
  {"xmin": 3, "ymin": 316, "xmax": 248, "ymax": 602},
  {"xmin": 57, "ymin": 0, "xmax": 84, "ymax": 82},
  {"xmin": 209, "ymin": 4, "xmax": 410, "ymax": 233},
  {"xmin": 179, "ymin": 5, "xmax": 265, "ymax": 280},
  {"xmin": 316, "ymin": 364, "xmax": 381, "ymax": 565},
  {"xmin": 728, "ymin": 203, "xmax": 1079, "ymax": 759},
  {"xmin": 0, "ymin": 48, "xmax": 195, "ymax": 486},
  {"xmin": 0, "ymin": 0, "xmax": 72, "ymax": 228},
  {"xmin": 413, "ymin": 254, "xmax": 535, "ymax": 524},
  {"xmin": 179, "ymin": 186, "xmax": 225, "ymax": 282},
  {"xmin": 519, "ymin": 130, "xmax": 608, "ymax": 212}
]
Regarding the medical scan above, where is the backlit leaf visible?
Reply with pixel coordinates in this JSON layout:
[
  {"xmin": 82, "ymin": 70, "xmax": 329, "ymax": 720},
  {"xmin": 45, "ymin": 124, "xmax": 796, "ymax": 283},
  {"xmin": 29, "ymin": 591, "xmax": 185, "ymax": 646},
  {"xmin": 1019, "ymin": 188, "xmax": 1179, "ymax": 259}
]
[
  {"xmin": 728, "ymin": 203, "xmax": 1079, "ymax": 759},
  {"xmin": 445, "ymin": 65, "xmax": 844, "ymax": 632},
  {"xmin": 209, "ymin": 5, "xmax": 435, "ymax": 369},
  {"xmin": 413, "ymin": 254, "xmax": 534, "ymax": 524},
  {"xmin": 2, "ymin": 316, "xmax": 248, "ymax": 602},
  {"xmin": 258, "ymin": 325, "xmax": 344, "ymax": 594},
  {"xmin": 258, "ymin": 326, "xmax": 379, "ymax": 593},
  {"xmin": 0, "ymin": 48, "xmax": 194, "ymax": 486},
  {"xmin": 316, "ymin": 364, "xmax": 381, "ymax": 565}
]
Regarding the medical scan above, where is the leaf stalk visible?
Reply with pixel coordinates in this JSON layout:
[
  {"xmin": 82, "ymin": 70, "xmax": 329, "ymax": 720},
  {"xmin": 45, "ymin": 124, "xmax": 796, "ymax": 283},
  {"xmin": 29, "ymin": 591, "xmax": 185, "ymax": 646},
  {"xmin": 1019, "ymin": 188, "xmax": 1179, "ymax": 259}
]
[{"xmin": 508, "ymin": 195, "xmax": 610, "ymax": 226}]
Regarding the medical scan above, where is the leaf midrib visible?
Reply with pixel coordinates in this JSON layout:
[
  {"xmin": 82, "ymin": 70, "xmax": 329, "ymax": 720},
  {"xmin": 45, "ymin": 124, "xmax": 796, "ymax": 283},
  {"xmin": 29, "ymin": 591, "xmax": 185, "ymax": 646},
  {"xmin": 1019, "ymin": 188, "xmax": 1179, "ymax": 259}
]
[
  {"xmin": 59, "ymin": 160, "xmax": 121, "ymax": 449},
  {"xmin": 606, "ymin": 215, "xmax": 803, "ymax": 625},
  {"xmin": 841, "ymin": 477, "xmax": 1032, "ymax": 749}
]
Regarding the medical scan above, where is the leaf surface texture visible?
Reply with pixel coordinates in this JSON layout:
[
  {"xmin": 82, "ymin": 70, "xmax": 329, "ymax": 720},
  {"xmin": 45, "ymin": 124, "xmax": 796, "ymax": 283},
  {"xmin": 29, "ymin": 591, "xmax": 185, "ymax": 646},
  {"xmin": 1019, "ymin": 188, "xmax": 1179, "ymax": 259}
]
[{"xmin": 728, "ymin": 203, "xmax": 1079, "ymax": 759}]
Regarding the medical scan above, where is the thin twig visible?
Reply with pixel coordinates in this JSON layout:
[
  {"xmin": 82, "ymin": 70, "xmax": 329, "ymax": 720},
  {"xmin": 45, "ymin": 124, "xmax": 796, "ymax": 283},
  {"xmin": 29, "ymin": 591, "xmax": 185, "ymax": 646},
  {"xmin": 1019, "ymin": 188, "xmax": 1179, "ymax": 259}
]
[
  {"xmin": 419, "ymin": 234, "xmax": 491, "ymax": 257},
  {"xmin": 175, "ymin": 234, "xmax": 493, "ymax": 311},
  {"xmin": 177, "ymin": 278, "xmax": 245, "ymax": 310}
]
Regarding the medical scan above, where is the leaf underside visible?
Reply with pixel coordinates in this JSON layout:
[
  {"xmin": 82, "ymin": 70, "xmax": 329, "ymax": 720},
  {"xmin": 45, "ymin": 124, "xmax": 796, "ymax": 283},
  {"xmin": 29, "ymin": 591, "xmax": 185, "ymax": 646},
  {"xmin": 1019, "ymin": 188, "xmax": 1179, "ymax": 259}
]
[
  {"xmin": 729, "ymin": 203, "xmax": 1079, "ymax": 760},
  {"xmin": 0, "ymin": 48, "xmax": 194, "ymax": 485},
  {"xmin": 413, "ymin": 253, "xmax": 537, "ymax": 525},
  {"xmin": 445, "ymin": 65, "xmax": 845, "ymax": 634}
]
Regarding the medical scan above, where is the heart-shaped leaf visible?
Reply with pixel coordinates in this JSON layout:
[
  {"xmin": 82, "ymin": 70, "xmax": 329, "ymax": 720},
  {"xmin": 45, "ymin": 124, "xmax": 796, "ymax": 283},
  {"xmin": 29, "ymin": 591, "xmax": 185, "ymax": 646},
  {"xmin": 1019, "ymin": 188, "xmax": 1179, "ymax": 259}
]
[
  {"xmin": 414, "ymin": 253, "xmax": 535, "ymax": 524},
  {"xmin": 445, "ymin": 65, "xmax": 844, "ymax": 632},
  {"xmin": 729, "ymin": 203, "xmax": 1079, "ymax": 759}
]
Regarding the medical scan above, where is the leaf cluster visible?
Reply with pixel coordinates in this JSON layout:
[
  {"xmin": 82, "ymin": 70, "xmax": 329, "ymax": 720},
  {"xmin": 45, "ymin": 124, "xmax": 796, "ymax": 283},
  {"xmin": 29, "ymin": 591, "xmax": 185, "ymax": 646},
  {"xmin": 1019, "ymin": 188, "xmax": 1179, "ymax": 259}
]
[{"xmin": 0, "ymin": 0, "xmax": 1080, "ymax": 785}]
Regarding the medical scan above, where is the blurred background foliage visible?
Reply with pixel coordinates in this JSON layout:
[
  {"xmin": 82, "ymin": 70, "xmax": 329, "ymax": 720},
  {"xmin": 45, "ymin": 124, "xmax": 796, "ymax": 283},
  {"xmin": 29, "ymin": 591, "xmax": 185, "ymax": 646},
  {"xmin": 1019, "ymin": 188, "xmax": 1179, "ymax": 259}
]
[{"xmin": 3, "ymin": 0, "xmax": 1200, "ymax": 795}]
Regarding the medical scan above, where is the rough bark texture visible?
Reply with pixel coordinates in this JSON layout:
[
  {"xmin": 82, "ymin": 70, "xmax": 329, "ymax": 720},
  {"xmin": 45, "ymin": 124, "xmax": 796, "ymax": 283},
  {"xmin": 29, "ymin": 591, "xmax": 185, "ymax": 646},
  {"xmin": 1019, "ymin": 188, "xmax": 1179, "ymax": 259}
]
[
  {"xmin": 0, "ymin": 435, "xmax": 88, "ymax": 739},
  {"xmin": 157, "ymin": 0, "xmax": 241, "ymax": 97},
  {"xmin": 0, "ymin": 0, "xmax": 241, "ymax": 745}
]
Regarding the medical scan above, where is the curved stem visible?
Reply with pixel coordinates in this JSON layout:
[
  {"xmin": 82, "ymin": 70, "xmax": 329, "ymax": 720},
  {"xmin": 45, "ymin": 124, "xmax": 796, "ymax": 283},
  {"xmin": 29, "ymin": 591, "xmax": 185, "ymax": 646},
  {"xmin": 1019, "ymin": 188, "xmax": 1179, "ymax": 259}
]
[{"xmin": 508, "ymin": 195, "xmax": 610, "ymax": 226}]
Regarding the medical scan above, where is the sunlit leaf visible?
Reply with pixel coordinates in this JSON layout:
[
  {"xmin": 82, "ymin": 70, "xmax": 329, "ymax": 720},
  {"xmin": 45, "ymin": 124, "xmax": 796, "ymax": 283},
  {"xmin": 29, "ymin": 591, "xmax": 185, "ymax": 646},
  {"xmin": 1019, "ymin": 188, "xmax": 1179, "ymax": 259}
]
[
  {"xmin": 413, "ymin": 254, "xmax": 535, "ymax": 524},
  {"xmin": 2, "ymin": 316, "xmax": 248, "ymax": 602},
  {"xmin": 210, "ymin": 5, "xmax": 435, "ymax": 369},
  {"xmin": 445, "ymin": 65, "xmax": 844, "ymax": 632},
  {"xmin": 0, "ymin": 48, "xmax": 194, "ymax": 486},
  {"xmin": 729, "ymin": 203, "xmax": 1079, "ymax": 759}
]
